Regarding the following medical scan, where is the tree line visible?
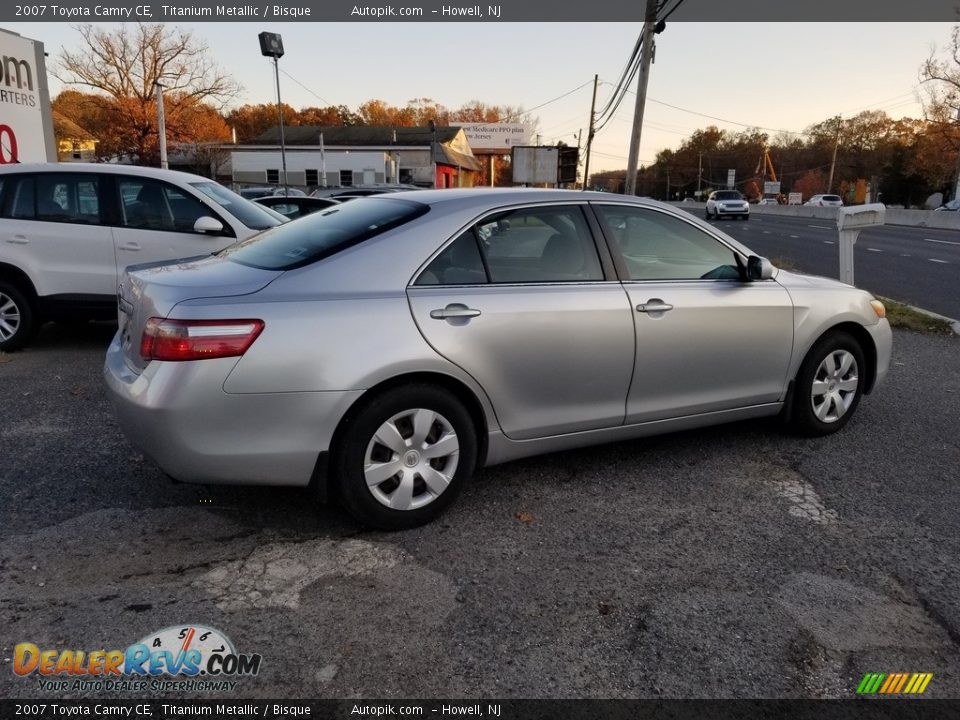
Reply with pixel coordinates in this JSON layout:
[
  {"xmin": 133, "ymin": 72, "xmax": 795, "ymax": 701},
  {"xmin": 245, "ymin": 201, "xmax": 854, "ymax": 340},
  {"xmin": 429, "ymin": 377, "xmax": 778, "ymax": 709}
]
[{"xmin": 588, "ymin": 111, "xmax": 959, "ymax": 207}]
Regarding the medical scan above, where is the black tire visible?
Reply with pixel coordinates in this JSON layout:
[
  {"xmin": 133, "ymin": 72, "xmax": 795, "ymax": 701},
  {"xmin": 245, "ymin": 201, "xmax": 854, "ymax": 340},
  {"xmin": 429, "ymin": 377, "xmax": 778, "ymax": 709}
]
[
  {"xmin": 0, "ymin": 281, "xmax": 37, "ymax": 352},
  {"xmin": 743, "ymin": 214, "xmax": 750, "ymax": 221},
  {"xmin": 704, "ymin": 208, "xmax": 712, "ymax": 220},
  {"xmin": 333, "ymin": 384, "xmax": 478, "ymax": 530},
  {"xmin": 790, "ymin": 331, "xmax": 866, "ymax": 436}
]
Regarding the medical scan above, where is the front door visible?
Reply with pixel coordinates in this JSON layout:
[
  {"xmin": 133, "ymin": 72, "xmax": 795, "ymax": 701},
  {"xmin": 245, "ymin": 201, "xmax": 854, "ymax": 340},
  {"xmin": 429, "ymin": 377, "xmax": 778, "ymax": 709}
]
[{"xmin": 594, "ymin": 203, "xmax": 794, "ymax": 423}]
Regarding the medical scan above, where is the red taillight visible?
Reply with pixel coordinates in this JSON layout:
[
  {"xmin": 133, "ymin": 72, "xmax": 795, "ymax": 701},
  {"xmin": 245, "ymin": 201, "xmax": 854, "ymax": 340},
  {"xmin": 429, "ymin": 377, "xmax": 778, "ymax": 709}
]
[{"xmin": 140, "ymin": 318, "xmax": 265, "ymax": 362}]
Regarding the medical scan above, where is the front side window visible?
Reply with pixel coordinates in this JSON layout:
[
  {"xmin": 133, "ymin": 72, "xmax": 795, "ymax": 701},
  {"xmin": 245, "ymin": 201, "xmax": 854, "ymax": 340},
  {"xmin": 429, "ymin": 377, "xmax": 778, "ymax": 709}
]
[{"xmin": 596, "ymin": 205, "xmax": 741, "ymax": 281}]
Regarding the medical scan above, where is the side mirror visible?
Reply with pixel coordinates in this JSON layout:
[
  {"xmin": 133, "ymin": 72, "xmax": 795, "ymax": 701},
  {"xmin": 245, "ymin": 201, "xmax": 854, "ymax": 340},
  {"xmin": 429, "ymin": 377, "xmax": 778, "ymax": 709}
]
[
  {"xmin": 194, "ymin": 216, "xmax": 224, "ymax": 234},
  {"xmin": 747, "ymin": 255, "xmax": 775, "ymax": 280}
]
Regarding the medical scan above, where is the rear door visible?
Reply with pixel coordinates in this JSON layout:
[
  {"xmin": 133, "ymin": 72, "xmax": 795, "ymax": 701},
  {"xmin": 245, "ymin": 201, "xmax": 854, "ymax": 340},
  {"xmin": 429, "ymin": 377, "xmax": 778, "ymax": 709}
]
[
  {"xmin": 0, "ymin": 172, "xmax": 115, "ymax": 299},
  {"xmin": 407, "ymin": 202, "xmax": 635, "ymax": 440},
  {"xmin": 111, "ymin": 176, "xmax": 236, "ymax": 271},
  {"xmin": 594, "ymin": 203, "xmax": 794, "ymax": 423}
]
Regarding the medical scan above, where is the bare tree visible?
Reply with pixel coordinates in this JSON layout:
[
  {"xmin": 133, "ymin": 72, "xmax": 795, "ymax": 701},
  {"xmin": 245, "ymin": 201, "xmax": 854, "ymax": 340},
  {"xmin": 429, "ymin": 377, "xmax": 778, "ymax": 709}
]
[{"xmin": 54, "ymin": 23, "xmax": 241, "ymax": 163}]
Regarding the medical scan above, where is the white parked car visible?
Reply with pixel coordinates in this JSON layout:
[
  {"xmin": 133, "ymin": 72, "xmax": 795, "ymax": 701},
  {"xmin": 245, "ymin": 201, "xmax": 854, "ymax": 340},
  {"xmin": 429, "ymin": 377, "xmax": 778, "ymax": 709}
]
[
  {"xmin": 0, "ymin": 164, "xmax": 285, "ymax": 351},
  {"xmin": 804, "ymin": 194, "xmax": 844, "ymax": 207},
  {"xmin": 705, "ymin": 190, "xmax": 750, "ymax": 220},
  {"xmin": 934, "ymin": 199, "xmax": 960, "ymax": 212}
]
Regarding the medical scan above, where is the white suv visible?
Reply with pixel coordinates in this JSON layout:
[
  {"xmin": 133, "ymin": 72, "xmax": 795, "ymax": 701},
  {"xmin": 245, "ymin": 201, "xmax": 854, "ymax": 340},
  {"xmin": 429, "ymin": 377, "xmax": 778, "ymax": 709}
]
[
  {"xmin": 804, "ymin": 194, "xmax": 843, "ymax": 207},
  {"xmin": 705, "ymin": 190, "xmax": 750, "ymax": 221},
  {"xmin": 0, "ymin": 164, "xmax": 284, "ymax": 351}
]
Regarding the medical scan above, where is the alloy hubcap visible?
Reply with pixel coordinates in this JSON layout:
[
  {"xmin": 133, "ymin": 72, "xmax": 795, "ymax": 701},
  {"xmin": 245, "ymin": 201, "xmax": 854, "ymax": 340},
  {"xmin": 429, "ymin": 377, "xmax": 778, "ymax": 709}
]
[
  {"xmin": 0, "ymin": 292, "xmax": 21, "ymax": 342},
  {"xmin": 364, "ymin": 408, "xmax": 459, "ymax": 511},
  {"xmin": 811, "ymin": 350, "xmax": 859, "ymax": 423}
]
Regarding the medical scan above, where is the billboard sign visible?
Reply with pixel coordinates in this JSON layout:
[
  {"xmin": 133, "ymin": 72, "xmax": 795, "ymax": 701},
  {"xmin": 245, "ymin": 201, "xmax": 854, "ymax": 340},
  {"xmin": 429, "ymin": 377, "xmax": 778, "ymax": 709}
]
[
  {"xmin": 461, "ymin": 123, "xmax": 531, "ymax": 153},
  {"xmin": 763, "ymin": 181, "xmax": 781, "ymax": 195},
  {"xmin": 0, "ymin": 29, "xmax": 56, "ymax": 164},
  {"xmin": 511, "ymin": 146, "xmax": 559, "ymax": 184},
  {"xmin": 726, "ymin": 169, "xmax": 736, "ymax": 189}
]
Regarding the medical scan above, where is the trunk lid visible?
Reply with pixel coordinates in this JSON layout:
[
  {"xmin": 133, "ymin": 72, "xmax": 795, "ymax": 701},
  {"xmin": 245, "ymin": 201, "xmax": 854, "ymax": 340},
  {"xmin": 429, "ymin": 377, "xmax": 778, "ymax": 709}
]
[{"xmin": 118, "ymin": 255, "xmax": 281, "ymax": 373}]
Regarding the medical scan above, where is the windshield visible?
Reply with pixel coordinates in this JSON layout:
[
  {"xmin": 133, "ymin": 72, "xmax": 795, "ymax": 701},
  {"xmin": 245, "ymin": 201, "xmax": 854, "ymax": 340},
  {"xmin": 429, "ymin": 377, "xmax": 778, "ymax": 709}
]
[
  {"xmin": 714, "ymin": 191, "xmax": 742, "ymax": 200},
  {"xmin": 190, "ymin": 182, "xmax": 285, "ymax": 231},
  {"xmin": 221, "ymin": 197, "xmax": 429, "ymax": 270}
]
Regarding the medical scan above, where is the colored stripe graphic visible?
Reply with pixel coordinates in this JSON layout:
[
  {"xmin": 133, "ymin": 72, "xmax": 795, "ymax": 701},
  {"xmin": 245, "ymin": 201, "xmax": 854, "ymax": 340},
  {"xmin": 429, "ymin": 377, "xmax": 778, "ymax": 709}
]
[{"xmin": 856, "ymin": 672, "xmax": 932, "ymax": 695}]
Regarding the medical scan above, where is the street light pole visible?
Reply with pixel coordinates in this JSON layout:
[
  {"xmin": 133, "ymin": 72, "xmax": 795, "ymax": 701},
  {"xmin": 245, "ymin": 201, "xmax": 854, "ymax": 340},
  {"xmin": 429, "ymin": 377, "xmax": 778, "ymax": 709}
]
[
  {"xmin": 154, "ymin": 81, "xmax": 168, "ymax": 170},
  {"xmin": 258, "ymin": 32, "xmax": 288, "ymax": 194},
  {"xmin": 272, "ymin": 56, "xmax": 288, "ymax": 195}
]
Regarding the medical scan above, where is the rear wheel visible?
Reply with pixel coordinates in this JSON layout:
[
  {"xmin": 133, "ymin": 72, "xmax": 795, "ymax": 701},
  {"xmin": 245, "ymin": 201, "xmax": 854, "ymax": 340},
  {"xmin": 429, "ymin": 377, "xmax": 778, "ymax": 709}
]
[
  {"xmin": 334, "ymin": 384, "xmax": 477, "ymax": 529},
  {"xmin": 790, "ymin": 331, "xmax": 865, "ymax": 436},
  {"xmin": 0, "ymin": 282, "xmax": 36, "ymax": 352}
]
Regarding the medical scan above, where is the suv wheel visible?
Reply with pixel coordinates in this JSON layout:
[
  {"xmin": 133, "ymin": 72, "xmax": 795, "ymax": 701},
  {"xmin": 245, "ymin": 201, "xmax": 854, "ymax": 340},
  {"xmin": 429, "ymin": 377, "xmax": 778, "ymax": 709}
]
[{"xmin": 0, "ymin": 282, "xmax": 36, "ymax": 352}]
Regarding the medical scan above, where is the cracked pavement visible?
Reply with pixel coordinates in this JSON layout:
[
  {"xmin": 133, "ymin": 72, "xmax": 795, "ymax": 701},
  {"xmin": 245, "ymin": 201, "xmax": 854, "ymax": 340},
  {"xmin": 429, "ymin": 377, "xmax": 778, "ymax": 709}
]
[{"xmin": 1, "ymin": 322, "xmax": 959, "ymax": 699}]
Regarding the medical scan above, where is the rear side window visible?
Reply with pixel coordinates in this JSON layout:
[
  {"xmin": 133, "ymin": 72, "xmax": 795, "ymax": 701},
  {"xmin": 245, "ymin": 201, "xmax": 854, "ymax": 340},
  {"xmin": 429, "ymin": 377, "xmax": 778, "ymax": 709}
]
[
  {"xmin": 2, "ymin": 174, "xmax": 101, "ymax": 224},
  {"xmin": 223, "ymin": 197, "xmax": 429, "ymax": 270},
  {"xmin": 416, "ymin": 205, "xmax": 603, "ymax": 285}
]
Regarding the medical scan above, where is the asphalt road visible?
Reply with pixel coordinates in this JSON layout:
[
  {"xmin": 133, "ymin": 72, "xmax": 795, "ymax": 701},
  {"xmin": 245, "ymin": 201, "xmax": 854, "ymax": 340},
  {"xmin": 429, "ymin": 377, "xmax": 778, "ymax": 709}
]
[
  {"xmin": 684, "ymin": 210, "xmax": 960, "ymax": 319},
  {"xmin": 1, "ymin": 324, "xmax": 959, "ymax": 700}
]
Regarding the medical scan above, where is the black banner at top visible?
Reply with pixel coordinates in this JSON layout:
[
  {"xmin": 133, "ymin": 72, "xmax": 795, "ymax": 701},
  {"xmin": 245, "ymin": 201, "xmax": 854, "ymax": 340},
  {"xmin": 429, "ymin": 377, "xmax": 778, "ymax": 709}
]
[{"xmin": 3, "ymin": 0, "xmax": 960, "ymax": 23}]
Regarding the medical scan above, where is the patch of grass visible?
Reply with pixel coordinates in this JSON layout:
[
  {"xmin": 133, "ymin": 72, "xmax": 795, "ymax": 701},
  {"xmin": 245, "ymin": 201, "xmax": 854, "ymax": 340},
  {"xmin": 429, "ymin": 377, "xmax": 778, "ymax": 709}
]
[{"xmin": 881, "ymin": 298, "xmax": 956, "ymax": 335}]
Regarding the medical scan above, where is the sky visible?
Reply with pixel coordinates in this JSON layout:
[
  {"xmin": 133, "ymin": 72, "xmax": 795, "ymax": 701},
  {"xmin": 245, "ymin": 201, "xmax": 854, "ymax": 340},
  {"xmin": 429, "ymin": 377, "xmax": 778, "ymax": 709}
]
[{"xmin": 4, "ymin": 21, "xmax": 954, "ymax": 172}]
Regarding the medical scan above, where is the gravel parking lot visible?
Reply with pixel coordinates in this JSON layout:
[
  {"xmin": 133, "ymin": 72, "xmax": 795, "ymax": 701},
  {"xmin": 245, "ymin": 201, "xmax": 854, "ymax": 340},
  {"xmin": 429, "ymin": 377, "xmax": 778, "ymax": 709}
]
[{"xmin": 1, "ymin": 322, "xmax": 959, "ymax": 699}]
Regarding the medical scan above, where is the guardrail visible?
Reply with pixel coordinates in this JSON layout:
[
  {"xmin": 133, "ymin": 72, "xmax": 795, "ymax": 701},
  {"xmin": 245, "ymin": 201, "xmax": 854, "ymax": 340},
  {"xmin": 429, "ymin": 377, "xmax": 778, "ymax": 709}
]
[{"xmin": 670, "ymin": 202, "xmax": 960, "ymax": 230}]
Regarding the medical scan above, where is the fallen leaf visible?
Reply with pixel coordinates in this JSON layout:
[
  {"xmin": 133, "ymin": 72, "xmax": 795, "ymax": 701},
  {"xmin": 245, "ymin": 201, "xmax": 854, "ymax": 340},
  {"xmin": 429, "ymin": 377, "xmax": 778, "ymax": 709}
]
[{"xmin": 515, "ymin": 511, "xmax": 534, "ymax": 524}]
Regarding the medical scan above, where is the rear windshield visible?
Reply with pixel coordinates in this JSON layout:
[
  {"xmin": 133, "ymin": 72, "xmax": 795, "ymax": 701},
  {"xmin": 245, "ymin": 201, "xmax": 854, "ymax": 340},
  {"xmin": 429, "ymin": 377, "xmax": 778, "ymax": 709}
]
[
  {"xmin": 221, "ymin": 197, "xmax": 429, "ymax": 270},
  {"xmin": 823, "ymin": 195, "xmax": 841, "ymax": 201},
  {"xmin": 190, "ymin": 182, "xmax": 285, "ymax": 230},
  {"xmin": 714, "ymin": 191, "xmax": 742, "ymax": 200}
]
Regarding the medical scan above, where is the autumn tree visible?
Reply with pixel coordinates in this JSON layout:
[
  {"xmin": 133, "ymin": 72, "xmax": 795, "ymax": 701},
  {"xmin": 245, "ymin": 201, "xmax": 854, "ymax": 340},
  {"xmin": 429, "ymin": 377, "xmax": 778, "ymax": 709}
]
[
  {"xmin": 54, "ymin": 23, "xmax": 241, "ymax": 164},
  {"xmin": 920, "ymin": 24, "xmax": 960, "ymax": 197}
]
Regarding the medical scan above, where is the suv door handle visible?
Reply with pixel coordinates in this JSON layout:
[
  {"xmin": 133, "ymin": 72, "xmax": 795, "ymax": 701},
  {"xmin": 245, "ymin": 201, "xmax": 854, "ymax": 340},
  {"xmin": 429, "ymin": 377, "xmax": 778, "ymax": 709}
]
[
  {"xmin": 6, "ymin": 235, "xmax": 28, "ymax": 244},
  {"xmin": 430, "ymin": 304, "xmax": 481, "ymax": 320},
  {"xmin": 118, "ymin": 242, "xmax": 141, "ymax": 251},
  {"xmin": 636, "ymin": 300, "xmax": 674, "ymax": 313}
]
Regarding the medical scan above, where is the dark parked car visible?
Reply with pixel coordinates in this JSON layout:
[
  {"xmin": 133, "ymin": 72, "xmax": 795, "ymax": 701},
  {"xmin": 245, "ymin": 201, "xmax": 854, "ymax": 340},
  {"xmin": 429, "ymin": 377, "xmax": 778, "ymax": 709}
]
[{"xmin": 254, "ymin": 196, "xmax": 341, "ymax": 220}]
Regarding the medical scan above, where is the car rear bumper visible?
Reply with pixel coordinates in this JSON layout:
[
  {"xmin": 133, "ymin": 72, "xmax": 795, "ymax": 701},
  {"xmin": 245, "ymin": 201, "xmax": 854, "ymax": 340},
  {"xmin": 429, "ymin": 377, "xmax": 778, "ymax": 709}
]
[{"xmin": 103, "ymin": 332, "xmax": 362, "ymax": 486}]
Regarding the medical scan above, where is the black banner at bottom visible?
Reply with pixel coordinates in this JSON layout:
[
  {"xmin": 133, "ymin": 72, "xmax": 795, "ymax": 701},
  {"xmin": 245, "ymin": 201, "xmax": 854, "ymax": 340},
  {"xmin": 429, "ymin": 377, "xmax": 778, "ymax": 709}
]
[{"xmin": 2, "ymin": 699, "xmax": 960, "ymax": 720}]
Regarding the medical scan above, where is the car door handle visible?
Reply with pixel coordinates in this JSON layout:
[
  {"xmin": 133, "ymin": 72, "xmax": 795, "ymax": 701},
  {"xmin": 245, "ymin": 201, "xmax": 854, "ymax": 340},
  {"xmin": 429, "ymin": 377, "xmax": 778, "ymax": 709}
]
[
  {"xmin": 6, "ymin": 235, "xmax": 28, "ymax": 244},
  {"xmin": 118, "ymin": 242, "xmax": 141, "ymax": 251},
  {"xmin": 430, "ymin": 304, "xmax": 481, "ymax": 320},
  {"xmin": 636, "ymin": 300, "xmax": 674, "ymax": 313}
]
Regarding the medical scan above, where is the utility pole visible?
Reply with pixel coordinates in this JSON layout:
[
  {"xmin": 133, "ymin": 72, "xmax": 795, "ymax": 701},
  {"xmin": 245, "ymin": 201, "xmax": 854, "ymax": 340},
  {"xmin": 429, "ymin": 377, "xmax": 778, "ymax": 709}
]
[
  {"xmin": 624, "ymin": 0, "xmax": 659, "ymax": 196},
  {"xmin": 582, "ymin": 74, "xmax": 599, "ymax": 191},
  {"xmin": 697, "ymin": 151, "xmax": 702, "ymax": 197},
  {"xmin": 826, "ymin": 115, "xmax": 841, "ymax": 194},
  {"xmin": 154, "ymin": 82, "xmax": 167, "ymax": 170}
]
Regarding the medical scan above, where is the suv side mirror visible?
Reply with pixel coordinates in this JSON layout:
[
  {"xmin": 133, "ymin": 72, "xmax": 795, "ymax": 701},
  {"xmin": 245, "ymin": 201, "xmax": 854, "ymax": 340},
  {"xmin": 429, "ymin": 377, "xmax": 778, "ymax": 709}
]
[
  {"xmin": 194, "ymin": 216, "xmax": 225, "ymax": 234},
  {"xmin": 747, "ymin": 255, "xmax": 775, "ymax": 280}
]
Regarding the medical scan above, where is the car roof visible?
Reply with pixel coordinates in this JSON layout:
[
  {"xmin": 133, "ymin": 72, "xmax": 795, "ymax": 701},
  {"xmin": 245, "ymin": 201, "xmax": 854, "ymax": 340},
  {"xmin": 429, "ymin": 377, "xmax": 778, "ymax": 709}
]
[
  {"xmin": 388, "ymin": 187, "xmax": 681, "ymax": 211},
  {"xmin": 0, "ymin": 162, "xmax": 215, "ymax": 184}
]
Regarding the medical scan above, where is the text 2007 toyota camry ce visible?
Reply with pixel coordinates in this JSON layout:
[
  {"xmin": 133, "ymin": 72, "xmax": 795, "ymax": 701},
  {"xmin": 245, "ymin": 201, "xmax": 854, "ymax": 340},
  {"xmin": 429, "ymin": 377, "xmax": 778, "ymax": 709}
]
[{"xmin": 104, "ymin": 189, "xmax": 891, "ymax": 529}]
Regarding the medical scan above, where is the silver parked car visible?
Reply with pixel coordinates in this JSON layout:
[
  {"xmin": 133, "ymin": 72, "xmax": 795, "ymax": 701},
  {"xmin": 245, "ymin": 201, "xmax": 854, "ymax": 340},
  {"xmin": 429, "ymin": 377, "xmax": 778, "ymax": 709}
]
[{"xmin": 105, "ymin": 189, "xmax": 892, "ymax": 529}]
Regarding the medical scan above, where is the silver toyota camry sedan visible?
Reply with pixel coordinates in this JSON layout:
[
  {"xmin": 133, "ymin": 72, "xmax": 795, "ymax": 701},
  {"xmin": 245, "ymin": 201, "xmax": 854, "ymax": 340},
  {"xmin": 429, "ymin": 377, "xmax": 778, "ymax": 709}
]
[{"xmin": 105, "ymin": 189, "xmax": 892, "ymax": 529}]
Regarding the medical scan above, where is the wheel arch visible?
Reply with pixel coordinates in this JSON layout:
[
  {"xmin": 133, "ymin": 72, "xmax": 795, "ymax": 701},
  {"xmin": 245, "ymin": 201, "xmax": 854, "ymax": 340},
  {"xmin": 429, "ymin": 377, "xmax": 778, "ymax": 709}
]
[
  {"xmin": 800, "ymin": 321, "xmax": 878, "ymax": 395},
  {"xmin": 0, "ymin": 263, "xmax": 39, "ymax": 306},
  {"xmin": 311, "ymin": 371, "xmax": 490, "ymax": 504}
]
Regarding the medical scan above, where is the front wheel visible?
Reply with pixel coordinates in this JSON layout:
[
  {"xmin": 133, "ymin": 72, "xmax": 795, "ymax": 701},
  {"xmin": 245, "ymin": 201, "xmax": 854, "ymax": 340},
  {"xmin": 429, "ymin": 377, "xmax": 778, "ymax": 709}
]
[
  {"xmin": 790, "ymin": 331, "xmax": 866, "ymax": 436},
  {"xmin": 333, "ymin": 384, "xmax": 478, "ymax": 529},
  {"xmin": 0, "ymin": 282, "xmax": 36, "ymax": 352}
]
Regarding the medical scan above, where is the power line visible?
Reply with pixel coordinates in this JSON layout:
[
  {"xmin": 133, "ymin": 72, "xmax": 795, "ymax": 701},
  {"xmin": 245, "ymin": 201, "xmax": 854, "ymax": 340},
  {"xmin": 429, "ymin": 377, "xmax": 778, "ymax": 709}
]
[
  {"xmin": 279, "ymin": 67, "xmax": 332, "ymax": 106},
  {"xmin": 498, "ymin": 80, "xmax": 594, "ymax": 122}
]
